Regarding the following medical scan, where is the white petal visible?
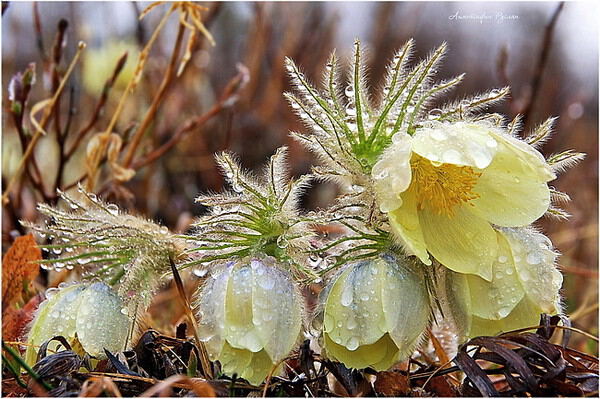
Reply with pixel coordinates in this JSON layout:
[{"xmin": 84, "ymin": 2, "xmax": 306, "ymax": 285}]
[
  {"xmin": 372, "ymin": 133, "xmax": 413, "ymax": 212},
  {"xmin": 412, "ymin": 122, "xmax": 498, "ymax": 168}
]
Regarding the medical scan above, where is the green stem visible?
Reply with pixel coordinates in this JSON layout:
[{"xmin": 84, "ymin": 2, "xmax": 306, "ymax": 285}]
[{"xmin": 2, "ymin": 341, "xmax": 53, "ymax": 391}]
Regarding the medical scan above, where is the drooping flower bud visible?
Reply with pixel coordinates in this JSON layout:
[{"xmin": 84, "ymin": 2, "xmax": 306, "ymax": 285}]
[
  {"xmin": 195, "ymin": 256, "xmax": 303, "ymax": 385},
  {"xmin": 440, "ymin": 227, "xmax": 562, "ymax": 340},
  {"xmin": 316, "ymin": 253, "xmax": 430, "ymax": 370},
  {"xmin": 26, "ymin": 282, "xmax": 129, "ymax": 365}
]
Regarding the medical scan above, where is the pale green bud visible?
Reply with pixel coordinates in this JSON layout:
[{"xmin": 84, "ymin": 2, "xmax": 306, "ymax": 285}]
[
  {"xmin": 195, "ymin": 256, "xmax": 303, "ymax": 385},
  {"xmin": 26, "ymin": 282, "xmax": 129, "ymax": 365},
  {"xmin": 317, "ymin": 253, "xmax": 430, "ymax": 370}
]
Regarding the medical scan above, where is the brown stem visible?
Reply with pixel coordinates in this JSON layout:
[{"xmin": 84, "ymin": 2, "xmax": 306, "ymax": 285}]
[
  {"xmin": 64, "ymin": 51, "xmax": 129, "ymax": 160},
  {"xmin": 131, "ymin": 65, "xmax": 249, "ymax": 170},
  {"xmin": 121, "ymin": 21, "xmax": 186, "ymax": 168},
  {"xmin": 520, "ymin": 2, "xmax": 564, "ymax": 132}
]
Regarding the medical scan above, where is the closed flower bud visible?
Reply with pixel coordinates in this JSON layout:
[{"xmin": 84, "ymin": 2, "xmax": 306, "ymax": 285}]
[
  {"xmin": 317, "ymin": 253, "xmax": 430, "ymax": 370},
  {"xmin": 26, "ymin": 282, "xmax": 129, "ymax": 365},
  {"xmin": 195, "ymin": 256, "xmax": 303, "ymax": 385},
  {"xmin": 440, "ymin": 227, "xmax": 562, "ymax": 340}
]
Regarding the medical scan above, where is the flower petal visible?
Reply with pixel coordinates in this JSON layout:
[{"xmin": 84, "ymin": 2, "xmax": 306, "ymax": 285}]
[
  {"xmin": 372, "ymin": 133, "xmax": 413, "ymax": 213},
  {"xmin": 251, "ymin": 260, "xmax": 302, "ymax": 361},
  {"xmin": 499, "ymin": 228, "xmax": 563, "ymax": 314},
  {"xmin": 380, "ymin": 255, "xmax": 430, "ymax": 359},
  {"xmin": 471, "ymin": 136, "xmax": 552, "ymax": 227},
  {"xmin": 197, "ymin": 263, "xmax": 232, "ymax": 360},
  {"xmin": 412, "ymin": 122, "xmax": 499, "ymax": 168},
  {"xmin": 465, "ymin": 232, "xmax": 525, "ymax": 320},
  {"xmin": 76, "ymin": 283, "xmax": 129, "ymax": 358},
  {"xmin": 323, "ymin": 332, "xmax": 399, "ymax": 371},
  {"xmin": 419, "ymin": 206, "xmax": 496, "ymax": 280},
  {"xmin": 26, "ymin": 284, "xmax": 86, "ymax": 365},
  {"xmin": 324, "ymin": 261, "xmax": 387, "ymax": 348},
  {"xmin": 388, "ymin": 189, "xmax": 430, "ymax": 265},
  {"xmin": 219, "ymin": 341, "xmax": 276, "ymax": 385},
  {"xmin": 224, "ymin": 266, "xmax": 263, "ymax": 352},
  {"xmin": 469, "ymin": 297, "xmax": 543, "ymax": 338}
]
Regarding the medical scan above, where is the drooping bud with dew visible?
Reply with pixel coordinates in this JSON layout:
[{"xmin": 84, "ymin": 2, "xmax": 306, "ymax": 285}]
[
  {"xmin": 188, "ymin": 147, "xmax": 314, "ymax": 384},
  {"xmin": 314, "ymin": 252, "xmax": 430, "ymax": 370},
  {"xmin": 439, "ymin": 227, "xmax": 562, "ymax": 340},
  {"xmin": 195, "ymin": 256, "xmax": 303, "ymax": 385},
  {"xmin": 22, "ymin": 186, "xmax": 188, "ymax": 316},
  {"xmin": 26, "ymin": 282, "xmax": 129, "ymax": 365}
]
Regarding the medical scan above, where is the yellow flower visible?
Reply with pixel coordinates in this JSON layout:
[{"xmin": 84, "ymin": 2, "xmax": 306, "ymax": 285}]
[
  {"xmin": 26, "ymin": 282, "xmax": 129, "ymax": 365},
  {"xmin": 373, "ymin": 121, "xmax": 556, "ymax": 280},
  {"xmin": 319, "ymin": 253, "xmax": 430, "ymax": 370},
  {"xmin": 195, "ymin": 257, "xmax": 303, "ymax": 385},
  {"xmin": 440, "ymin": 227, "xmax": 562, "ymax": 339}
]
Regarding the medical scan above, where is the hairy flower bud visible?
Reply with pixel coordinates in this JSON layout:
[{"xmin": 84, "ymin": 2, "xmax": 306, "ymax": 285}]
[
  {"xmin": 26, "ymin": 282, "xmax": 129, "ymax": 365},
  {"xmin": 316, "ymin": 253, "xmax": 430, "ymax": 370},
  {"xmin": 195, "ymin": 256, "xmax": 303, "ymax": 385}
]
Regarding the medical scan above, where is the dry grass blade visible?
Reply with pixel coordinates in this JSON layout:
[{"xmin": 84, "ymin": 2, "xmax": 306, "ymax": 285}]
[
  {"xmin": 169, "ymin": 257, "xmax": 213, "ymax": 379},
  {"xmin": 139, "ymin": 374, "xmax": 216, "ymax": 397}
]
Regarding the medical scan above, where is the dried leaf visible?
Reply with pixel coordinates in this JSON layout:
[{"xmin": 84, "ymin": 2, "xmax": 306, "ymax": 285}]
[
  {"xmin": 2, "ymin": 294, "xmax": 43, "ymax": 342},
  {"xmin": 374, "ymin": 371, "xmax": 410, "ymax": 396},
  {"xmin": 2, "ymin": 234, "xmax": 41, "ymax": 310}
]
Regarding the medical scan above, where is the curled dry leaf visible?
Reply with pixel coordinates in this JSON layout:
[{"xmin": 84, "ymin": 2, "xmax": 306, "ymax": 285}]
[{"xmin": 1, "ymin": 234, "xmax": 41, "ymax": 310}]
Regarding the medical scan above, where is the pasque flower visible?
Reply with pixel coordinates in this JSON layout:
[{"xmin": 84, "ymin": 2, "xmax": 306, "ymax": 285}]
[
  {"xmin": 196, "ymin": 257, "xmax": 303, "ymax": 385},
  {"xmin": 440, "ymin": 227, "xmax": 562, "ymax": 339},
  {"xmin": 373, "ymin": 121, "xmax": 556, "ymax": 280},
  {"xmin": 318, "ymin": 253, "xmax": 430, "ymax": 370},
  {"xmin": 26, "ymin": 282, "xmax": 129, "ymax": 365}
]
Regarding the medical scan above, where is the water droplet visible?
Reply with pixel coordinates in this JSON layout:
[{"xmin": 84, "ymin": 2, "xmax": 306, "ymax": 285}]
[
  {"xmin": 428, "ymin": 108, "xmax": 443, "ymax": 120},
  {"xmin": 346, "ymin": 336, "xmax": 360, "ymax": 351},
  {"xmin": 291, "ymin": 102, "xmax": 300, "ymax": 110},
  {"xmin": 193, "ymin": 268, "xmax": 208, "ymax": 277},
  {"xmin": 526, "ymin": 252, "xmax": 541, "ymax": 265},
  {"xmin": 341, "ymin": 287, "xmax": 353, "ymax": 307},
  {"xmin": 442, "ymin": 149, "xmax": 463, "ymax": 164},
  {"xmin": 106, "ymin": 204, "xmax": 119, "ymax": 216},
  {"xmin": 276, "ymin": 235, "xmax": 289, "ymax": 249},
  {"xmin": 52, "ymin": 248, "xmax": 62, "ymax": 255},
  {"xmin": 430, "ymin": 129, "xmax": 447, "ymax": 141},
  {"xmin": 344, "ymin": 85, "xmax": 354, "ymax": 97},
  {"xmin": 497, "ymin": 255, "xmax": 508, "ymax": 263},
  {"xmin": 120, "ymin": 307, "xmax": 128, "ymax": 315},
  {"xmin": 485, "ymin": 138, "xmax": 498, "ymax": 148}
]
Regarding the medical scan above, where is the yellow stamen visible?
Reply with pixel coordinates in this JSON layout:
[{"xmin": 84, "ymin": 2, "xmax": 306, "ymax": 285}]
[{"xmin": 409, "ymin": 154, "xmax": 481, "ymax": 217}]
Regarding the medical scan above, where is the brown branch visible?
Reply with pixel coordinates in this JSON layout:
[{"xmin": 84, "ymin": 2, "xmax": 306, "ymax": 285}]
[
  {"xmin": 131, "ymin": 65, "xmax": 249, "ymax": 170},
  {"xmin": 51, "ymin": 19, "xmax": 68, "ymax": 140},
  {"xmin": 121, "ymin": 20, "xmax": 187, "ymax": 168},
  {"xmin": 31, "ymin": 3, "xmax": 46, "ymax": 60},
  {"xmin": 64, "ymin": 51, "xmax": 129, "ymax": 160},
  {"xmin": 520, "ymin": 2, "xmax": 564, "ymax": 132}
]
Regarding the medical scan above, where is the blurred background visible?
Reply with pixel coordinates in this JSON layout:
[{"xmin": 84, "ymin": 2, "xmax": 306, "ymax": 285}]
[{"xmin": 2, "ymin": 2, "xmax": 598, "ymax": 352}]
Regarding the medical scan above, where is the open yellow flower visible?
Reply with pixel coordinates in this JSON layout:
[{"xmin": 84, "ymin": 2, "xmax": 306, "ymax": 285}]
[
  {"xmin": 373, "ymin": 121, "xmax": 556, "ymax": 280},
  {"xmin": 441, "ymin": 227, "xmax": 562, "ymax": 339},
  {"xmin": 195, "ymin": 257, "xmax": 303, "ymax": 385},
  {"xmin": 319, "ymin": 253, "xmax": 430, "ymax": 370}
]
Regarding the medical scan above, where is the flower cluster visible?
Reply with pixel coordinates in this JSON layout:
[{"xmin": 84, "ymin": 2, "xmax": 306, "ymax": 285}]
[
  {"xmin": 23, "ymin": 40, "xmax": 582, "ymax": 385},
  {"xmin": 285, "ymin": 39, "xmax": 582, "ymax": 371}
]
